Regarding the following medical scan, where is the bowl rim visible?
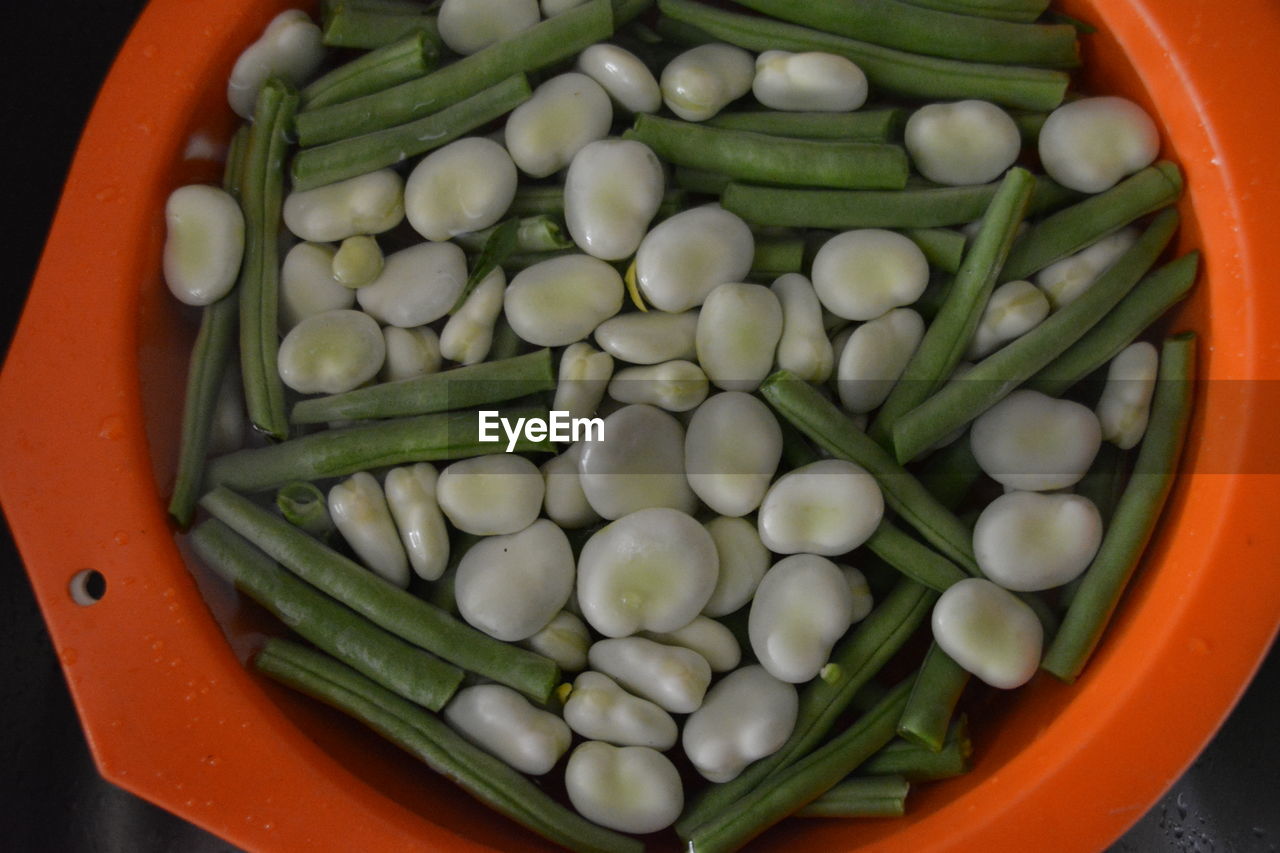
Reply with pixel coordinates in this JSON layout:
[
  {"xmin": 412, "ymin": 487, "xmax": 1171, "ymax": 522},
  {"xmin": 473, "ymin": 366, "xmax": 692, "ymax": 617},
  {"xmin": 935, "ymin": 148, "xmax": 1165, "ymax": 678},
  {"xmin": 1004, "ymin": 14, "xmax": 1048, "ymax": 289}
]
[{"xmin": 2, "ymin": 0, "xmax": 1279, "ymax": 851}]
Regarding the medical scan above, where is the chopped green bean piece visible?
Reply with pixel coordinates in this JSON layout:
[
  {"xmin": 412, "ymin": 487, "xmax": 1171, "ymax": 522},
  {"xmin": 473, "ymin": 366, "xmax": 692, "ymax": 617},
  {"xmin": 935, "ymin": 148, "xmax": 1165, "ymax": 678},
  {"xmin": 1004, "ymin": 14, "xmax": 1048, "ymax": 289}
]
[
  {"xmin": 797, "ymin": 775, "xmax": 909, "ymax": 818},
  {"xmin": 705, "ymin": 108, "xmax": 904, "ymax": 141},
  {"xmin": 302, "ymin": 31, "xmax": 438, "ymax": 110}
]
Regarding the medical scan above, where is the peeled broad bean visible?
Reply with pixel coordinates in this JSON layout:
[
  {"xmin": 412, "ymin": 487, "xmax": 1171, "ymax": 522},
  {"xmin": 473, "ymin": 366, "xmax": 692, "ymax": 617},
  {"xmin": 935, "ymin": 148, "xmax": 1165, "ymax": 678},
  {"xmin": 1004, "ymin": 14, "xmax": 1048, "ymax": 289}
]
[
  {"xmin": 541, "ymin": 442, "xmax": 601, "ymax": 529},
  {"xmin": 522, "ymin": 610, "xmax": 592, "ymax": 673},
  {"xmin": 608, "ymin": 360, "xmax": 709, "ymax": 412},
  {"xmin": 812, "ymin": 229, "xmax": 930, "ymax": 321},
  {"xmin": 660, "ymin": 43, "xmax": 754, "ymax": 122},
  {"xmin": 973, "ymin": 491, "xmax": 1103, "ymax": 591},
  {"xmin": 588, "ymin": 637, "xmax": 712, "ymax": 713},
  {"xmin": 227, "ymin": 9, "xmax": 323, "ymax": 118},
  {"xmin": 578, "ymin": 405, "xmax": 697, "ymax": 519},
  {"xmin": 282, "ymin": 169, "xmax": 404, "ymax": 242},
  {"xmin": 552, "ymin": 343, "xmax": 614, "ymax": 423},
  {"xmin": 565, "ymin": 742, "xmax": 683, "ymax": 834},
  {"xmin": 277, "ymin": 309, "xmax": 385, "ymax": 394},
  {"xmin": 682, "ymin": 665, "xmax": 798, "ymax": 783},
  {"xmin": 749, "ymin": 554, "xmax": 855, "ymax": 683},
  {"xmin": 751, "ymin": 51, "xmax": 867, "ymax": 113},
  {"xmin": 563, "ymin": 671, "xmax": 677, "ymax": 748},
  {"xmin": 356, "ymin": 241, "xmax": 467, "ymax": 327},
  {"xmin": 163, "ymin": 185, "xmax": 244, "ymax": 306},
  {"xmin": 1096, "ymin": 341, "xmax": 1159, "ymax": 449},
  {"xmin": 438, "ymin": 0, "xmax": 540, "ymax": 55},
  {"xmin": 932, "ymin": 577, "xmax": 1043, "ymax": 689},
  {"xmin": 643, "ymin": 615, "xmax": 741, "ymax": 673},
  {"xmin": 380, "ymin": 326, "xmax": 441, "ymax": 381},
  {"xmin": 328, "ymin": 472, "xmax": 409, "ymax": 588},
  {"xmin": 437, "ymin": 454, "xmax": 545, "ymax": 536},
  {"xmin": 505, "ymin": 73, "xmax": 613, "ymax": 178},
  {"xmin": 835, "ymin": 307, "xmax": 925, "ymax": 413},
  {"xmin": 684, "ymin": 391, "xmax": 782, "ymax": 517},
  {"xmin": 970, "ymin": 389, "xmax": 1102, "ymax": 491},
  {"xmin": 771, "ymin": 273, "xmax": 835, "ymax": 383},
  {"xmin": 455, "ymin": 519, "xmax": 575, "ymax": 641},
  {"xmin": 576, "ymin": 507, "xmax": 718, "ymax": 637},
  {"xmin": 701, "ymin": 516, "xmax": 770, "ymax": 617},
  {"xmin": 440, "ymin": 267, "xmax": 506, "ymax": 364},
  {"xmin": 564, "ymin": 139, "xmax": 665, "ymax": 260},
  {"xmin": 757, "ymin": 459, "xmax": 884, "ymax": 555},
  {"xmin": 384, "ymin": 463, "xmax": 450, "ymax": 581},
  {"xmin": 966, "ymin": 279, "xmax": 1050, "ymax": 359},
  {"xmin": 279, "ymin": 242, "xmax": 353, "ymax": 331},
  {"xmin": 504, "ymin": 254, "xmax": 624, "ymax": 346},
  {"xmin": 696, "ymin": 283, "xmax": 783, "ymax": 392},
  {"xmin": 904, "ymin": 100, "xmax": 1021, "ymax": 186},
  {"xmin": 594, "ymin": 309, "xmax": 699, "ymax": 365},
  {"xmin": 443, "ymin": 684, "xmax": 572, "ymax": 776},
  {"xmin": 1039, "ymin": 97, "xmax": 1160, "ymax": 194},
  {"xmin": 331, "ymin": 235, "xmax": 383, "ymax": 288},
  {"xmin": 634, "ymin": 206, "xmax": 754, "ymax": 313},
  {"xmin": 1035, "ymin": 228, "xmax": 1138, "ymax": 310},
  {"xmin": 577, "ymin": 43, "xmax": 662, "ymax": 114},
  {"xmin": 404, "ymin": 138, "xmax": 517, "ymax": 241},
  {"xmin": 842, "ymin": 566, "xmax": 874, "ymax": 622}
]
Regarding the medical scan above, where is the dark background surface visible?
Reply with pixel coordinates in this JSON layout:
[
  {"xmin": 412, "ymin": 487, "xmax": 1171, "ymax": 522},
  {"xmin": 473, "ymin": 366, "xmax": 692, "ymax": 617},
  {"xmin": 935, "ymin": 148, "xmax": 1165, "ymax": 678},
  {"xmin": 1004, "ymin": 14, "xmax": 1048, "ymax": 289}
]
[{"xmin": 1, "ymin": 3, "xmax": 1277, "ymax": 851}]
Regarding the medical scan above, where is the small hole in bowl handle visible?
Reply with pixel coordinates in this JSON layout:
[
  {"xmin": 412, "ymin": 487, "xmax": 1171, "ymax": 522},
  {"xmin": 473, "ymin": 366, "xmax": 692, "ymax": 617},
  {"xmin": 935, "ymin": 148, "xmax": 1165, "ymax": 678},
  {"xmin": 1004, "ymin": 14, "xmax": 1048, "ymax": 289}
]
[{"xmin": 69, "ymin": 569, "xmax": 107, "ymax": 606}]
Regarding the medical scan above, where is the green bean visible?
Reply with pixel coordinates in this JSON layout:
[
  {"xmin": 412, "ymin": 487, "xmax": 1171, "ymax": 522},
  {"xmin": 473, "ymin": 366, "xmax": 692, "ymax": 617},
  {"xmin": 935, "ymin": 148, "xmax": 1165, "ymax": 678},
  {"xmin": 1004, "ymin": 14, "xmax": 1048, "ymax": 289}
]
[
  {"xmin": 1026, "ymin": 252, "xmax": 1199, "ymax": 397},
  {"xmin": 190, "ymin": 519, "xmax": 463, "ymax": 710},
  {"xmin": 751, "ymin": 238, "xmax": 806, "ymax": 276},
  {"xmin": 705, "ymin": 108, "xmax": 904, "ymax": 142},
  {"xmin": 870, "ymin": 167, "xmax": 1035, "ymax": 446},
  {"xmin": 454, "ymin": 216, "xmax": 574, "ymax": 254},
  {"xmin": 508, "ymin": 185, "xmax": 687, "ymax": 218},
  {"xmin": 891, "ymin": 208, "xmax": 1179, "ymax": 463},
  {"xmin": 896, "ymin": 0, "xmax": 1048, "ymax": 22},
  {"xmin": 721, "ymin": 173, "xmax": 1078, "ymax": 229},
  {"xmin": 275, "ymin": 481, "xmax": 336, "ymax": 541},
  {"xmin": 624, "ymin": 114, "xmax": 910, "ymax": 190},
  {"xmin": 897, "ymin": 643, "xmax": 970, "ymax": 751},
  {"xmin": 291, "ymin": 74, "xmax": 532, "ymax": 191},
  {"xmin": 1010, "ymin": 108, "xmax": 1049, "ymax": 144},
  {"xmin": 201, "ymin": 487, "xmax": 561, "ymax": 701},
  {"xmin": 169, "ymin": 126, "xmax": 249, "ymax": 528},
  {"xmin": 253, "ymin": 639, "xmax": 642, "ymax": 853},
  {"xmin": 206, "ymin": 405, "xmax": 553, "ymax": 493},
  {"xmin": 863, "ymin": 521, "xmax": 968, "ymax": 592},
  {"xmin": 860, "ymin": 715, "xmax": 973, "ymax": 781},
  {"xmin": 291, "ymin": 349, "xmax": 554, "ymax": 423},
  {"xmin": 1073, "ymin": 442, "xmax": 1131, "ymax": 528},
  {"xmin": 726, "ymin": 0, "xmax": 1078, "ymax": 67},
  {"xmin": 685, "ymin": 677, "xmax": 912, "ymax": 853},
  {"xmin": 677, "ymin": 578, "xmax": 935, "ymax": 837},
  {"xmin": 903, "ymin": 228, "xmax": 967, "ymax": 275},
  {"xmin": 296, "ymin": 0, "xmax": 613, "ymax": 146},
  {"xmin": 673, "ymin": 166, "xmax": 731, "ymax": 196},
  {"xmin": 916, "ymin": 434, "xmax": 985, "ymax": 510},
  {"xmin": 302, "ymin": 32, "xmax": 437, "ymax": 110},
  {"xmin": 320, "ymin": 0, "xmax": 443, "ymax": 50},
  {"xmin": 760, "ymin": 371, "xmax": 980, "ymax": 573},
  {"xmin": 1042, "ymin": 333, "xmax": 1196, "ymax": 682},
  {"xmin": 485, "ymin": 315, "xmax": 525, "ymax": 362},
  {"xmin": 1001, "ymin": 162, "xmax": 1183, "ymax": 281},
  {"xmin": 611, "ymin": 0, "xmax": 655, "ymax": 26},
  {"xmin": 238, "ymin": 78, "xmax": 297, "ymax": 440},
  {"xmin": 658, "ymin": 0, "xmax": 1070, "ymax": 110},
  {"xmin": 797, "ymin": 775, "xmax": 910, "ymax": 818}
]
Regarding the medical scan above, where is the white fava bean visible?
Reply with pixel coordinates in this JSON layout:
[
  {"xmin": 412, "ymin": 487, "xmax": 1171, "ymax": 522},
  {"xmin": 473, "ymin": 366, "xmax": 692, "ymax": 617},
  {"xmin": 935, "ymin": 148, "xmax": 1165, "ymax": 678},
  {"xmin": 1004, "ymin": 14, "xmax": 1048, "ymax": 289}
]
[
  {"xmin": 757, "ymin": 459, "xmax": 884, "ymax": 555},
  {"xmin": 643, "ymin": 616, "xmax": 741, "ymax": 673},
  {"xmin": 504, "ymin": 254, "xmax": 624, "ymax": 346},
  {"xmin": 541, "ymin": 442, "xmax": 601, "ymax": 529},
  {"xmin": 455, "ymin": 519, "xmax": 575, "ymax": 641},
  {"xmin": 565, "ymin": 742, "xmax": 683, "ymax": 834},
  {"xmin": 594, "ymin": 309, "xmax": 698, "ymax": 364},
  {"xmin": 578, "ymin": 405, "xmax": 697, "ymax": 519},
  {"xmin": 771, "ymin": 273, "xmax": 835, "ymax": 382},
  {"xmin": 356, "ymin": 241, "xmax": 467, "ymax": 328},
  {"xmin": 812, "ymin": 229, "xmax": 930, "ymax": 321},
  {"xmin": 682, "ymin": 665, "xmax": 798, "ymax": 783},
  {"xmin": 1035, "ymin": 228, "xmax": 1139, "ymax": 310},
  {"xmin": 564, "ymin": 139, "xmax": 665, "ymax": 260},
  {"xmin": 842, "ymin": 566, "xmax": 874, "ymax": 622},
  {"xmin": 280, "ymin": 242, "xmax": 354, "ymax": 331},
  {"xmin": 749, "ymin": 554, "xmax": 855, "ymax": 683},
  {"xmin": 553, "ymin": 343, "xmax": 614, "ymax": 424},
  {"xmin": 932, "ymin": 577, "xmax": 1043, "ymax": 689},
  {"xmin": 970, "ymin": 389, "xmax": 1102, "ymax": 491},
  {"xmin": 965, "ymin": 280, "xmax": 1050, "ymax": 360},
  {"xmin": 577, "ymin": 43, "xmax": 662, "ymax": 114},
  {"xmin": 702, "ymin": 516, "xmax": 770, "ymax": 617},
  {"xmin": 1097, "ymin": 341, "xmax": 1160, "ymax": 449},
  {"xmin": 563, "ymin": 671, "xmax": 677, "ymax": 749},
  {"xmin": 437, "ymin": 0, "xmax": 540, "ymax": 55},
  {"xmin": 443, "ymin": 684, "xmax": 571, "ymax": 776},
  {"xmin": 505, "ymin": 73, "xmax": 613, "ymax": 178},
  {"xmin": 282, "ymin": 169, "xmax": 405, "ymax": 242},
  {"xmin": 404, "ymin": 138, "xmax": 517, "ymax": 241},
  {"xmin": 277, "ymin": 309, "xmax": 385, "ymax": 394},
  {"xmin": 608, "ymin": 361, "xmax": 709, "ymax": 412},
  {"xmin": 974, "ymin": 491, "xmax": 1103, "ymax": 591},
  {"xmin": 328, "ymin": 472, "xmax": 409, "ymax": 587},
  {"xmin": 380, "ymin": 326, "xmax": 442, "ymax": 382},
  {"xmin": 437, "ymin": 454, "xmax": 545, "ymax": 535},
  {"xmin": 751, "ymin": 51, "xmax": 867, "ymax": 113},
  {"xmin": 331, "ymin": 235, "xmax": 384, "ymax": 288},
  {"xmin": 696, "ymin": 283, "xmax": 783, "ymax": 392},
  {"xmin": 635, "ymin": 206, "xmax": 755, "ymax": 312},
  {"xmin": 384, "ymin": 463, "xmax": 450, "ymax": 581},
  {"xmin": 523, "ymin": 610, "xmax": 592, "ymax": 673},
  {"xmin": 227, "ymin": 10, "xmax": 324, "ymax": 118},
  {"xmin": 440, "ymin": 267, "xmax": 506, "ymax": 365},
  {"xmin": 1039, "ymin": 97, "xmax": 1160, "ymax": 194},
  {"xmin": 588, "ymin": 637, "xmax": 712, "ymax": 713},
  {"xmin": 163, "ymin": 185, "xmax": 244, "ymax": 306},
  {"xmin": 904, "ymin": 100, "xmax": 1021, "ymax": 186},
  {"xmin": 685, "ymin": 391, "xmax": 782, "ymax": 517},
  {"xmin": 836, "ymin": 307, "xmax": 925, "ymax": 413},
  {"xmin": 660, "ymin": 44, "xmax": 754, "ymax": 122},
  {"xmin": 577, "ymin": 507, "xmax": 719, "ymax": 637}
]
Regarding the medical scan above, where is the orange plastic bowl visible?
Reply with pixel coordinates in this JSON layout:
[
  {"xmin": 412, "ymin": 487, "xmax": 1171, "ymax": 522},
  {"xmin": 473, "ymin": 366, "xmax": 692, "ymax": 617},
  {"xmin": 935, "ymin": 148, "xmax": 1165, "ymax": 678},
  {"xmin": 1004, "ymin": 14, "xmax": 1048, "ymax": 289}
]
[{"xmin": 3, "ymin": 1, "xmax": 1279, "ymax": 850}]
